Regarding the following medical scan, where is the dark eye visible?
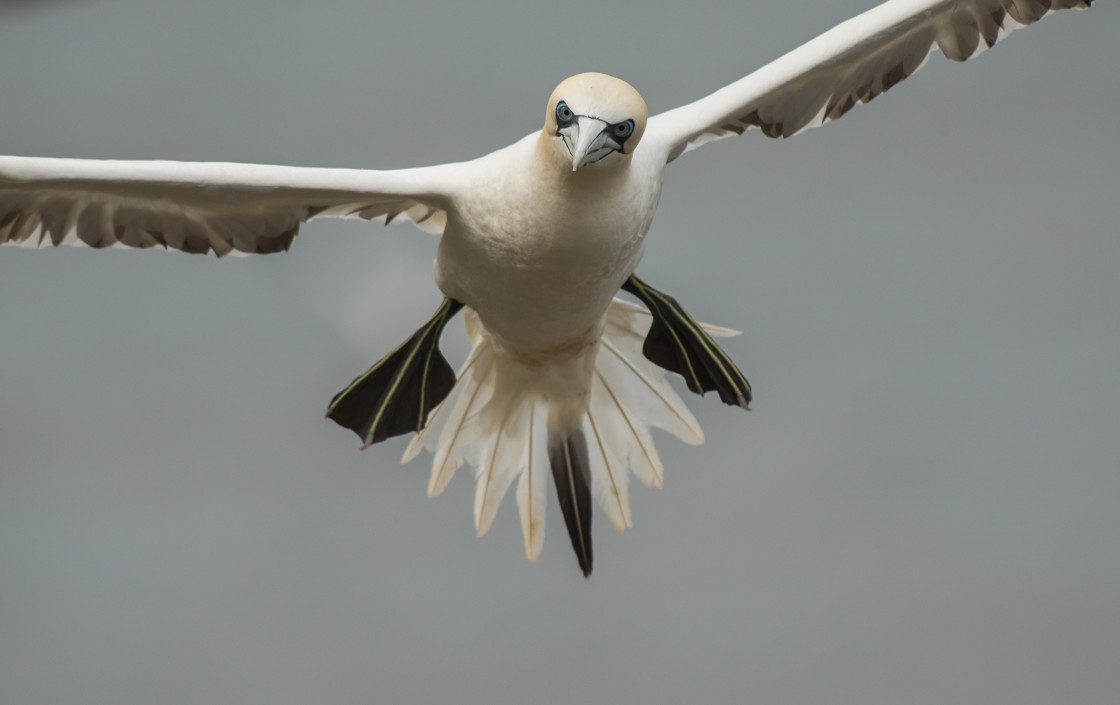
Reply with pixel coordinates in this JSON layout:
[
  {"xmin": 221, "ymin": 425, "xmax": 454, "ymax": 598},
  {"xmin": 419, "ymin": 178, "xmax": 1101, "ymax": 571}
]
[
  {"xmin": 556, "ymin": 101, "xmax": 574, "ymax": 125},
  {"xmin": 612, "ymin": 119, "xmax": 635, "ymax": 140}
]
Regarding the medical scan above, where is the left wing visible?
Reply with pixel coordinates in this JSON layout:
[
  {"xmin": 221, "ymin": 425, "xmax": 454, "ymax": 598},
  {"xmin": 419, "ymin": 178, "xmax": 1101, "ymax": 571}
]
[
  {"xmin": 646, "ymin": 0, "xmax": 1093, "ymax": 162},
  {"xmin": 0, "ymin": 156, "xmax": 460, "ymax": 257}
]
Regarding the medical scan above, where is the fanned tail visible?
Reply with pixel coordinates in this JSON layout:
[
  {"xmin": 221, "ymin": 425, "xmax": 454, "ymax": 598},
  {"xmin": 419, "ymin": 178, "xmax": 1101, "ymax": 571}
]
[
  {"xmin": 403, "ymin": 299, "xmax": 721, "ymax": 575},
  {"xmin": 401, "ymin": 309, "xmax": 552, "ymax": 562}
]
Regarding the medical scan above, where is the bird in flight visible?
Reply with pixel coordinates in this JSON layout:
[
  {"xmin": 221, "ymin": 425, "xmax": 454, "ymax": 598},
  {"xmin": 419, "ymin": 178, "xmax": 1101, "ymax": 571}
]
[{"xmin": 0, "ymin": 0, "xmax": 1096, "ymax": 576}]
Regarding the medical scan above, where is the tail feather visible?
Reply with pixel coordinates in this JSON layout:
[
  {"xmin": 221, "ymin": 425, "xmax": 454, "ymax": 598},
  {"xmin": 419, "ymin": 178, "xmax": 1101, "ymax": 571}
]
[
  {"xmin": 548, "ymin": 428, "xmax": 594, "ymax": 577},
  {"xmin": 584, "ymin": 385, "xmax": 633, "ymax": 531},
  {"xmin": 515, "ymin": 403, "xmax": 549, "ymax": 561},
  {"xmin": 418, "ymin": 352, "xmax": 489, "ymax": 497},
  {"xmin": 473, "ymin": 398, "xmax": 531, "ymax": 537},
  {"xmin": 593, "ymin": 367, "xmax": 663, "ymax": 490},
  {"xmin": 403, "ymin": 299, "xmax": 716, "ymax": 575},
  {"xmin": 401, "ymin": 316, "xmax": 491, "ymax": 496},
  {"xmin": 602, "ymin": 302, "xmax": 705, "ymax": 446}
]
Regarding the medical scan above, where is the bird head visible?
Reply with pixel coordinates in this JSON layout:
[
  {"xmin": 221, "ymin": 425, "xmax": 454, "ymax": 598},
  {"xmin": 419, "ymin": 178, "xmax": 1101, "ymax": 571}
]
[{"xmin": 543, "ymin": 73, "xmax": 647, "ymax": 172}]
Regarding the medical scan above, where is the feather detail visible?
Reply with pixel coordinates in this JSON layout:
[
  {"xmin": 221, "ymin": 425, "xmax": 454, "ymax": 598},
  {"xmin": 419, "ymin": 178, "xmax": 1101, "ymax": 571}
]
[
  {"xmin": 0, "ymin": 157, "xmax": 456, "ymax": 255},
  {"xmin": 422, "ymin": 353, "xmax": 489, "ymax": 497},
  {"xmin": 585, "ymin": 385, "xmax": 634, "ymax": 532},
  {"xmin": 598, "ymin": 336, "xmax": 704, "ymax": 445},
  {"xmin": 401, "ymin": 298, "xmax": 717, "ymax": 574},
  {"xmin": 593, "ymin": 368, "xmax": 664, "ymax": 490},
  {"xmin": 516, "ymin": 404, "xmax": 549, "ymax": 561},
  {"xmin": 648, "ymin": 0, "xmax": 1093, "ymax": 158},
  {"xmin": 549, "ymin": 428, "xmax": 594, "ymax": 577},
  {"xmin": 474, "ymin": 400, "xmax": 531, "ymax": 537},
  {"xmin": 399, "ymin": 309, "xmax": 491, "ymax": 496}
]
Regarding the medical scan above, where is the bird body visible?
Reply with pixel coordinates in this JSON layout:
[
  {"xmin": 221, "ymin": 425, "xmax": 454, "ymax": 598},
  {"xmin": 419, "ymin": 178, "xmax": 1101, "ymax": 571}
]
[
  {"xmin": 0, "ymin": 0, "xmax": 1099, "ymax": 574},
  {"xmin": 434, "ymin": 128, "xmax": 660, "ymax": 355}
]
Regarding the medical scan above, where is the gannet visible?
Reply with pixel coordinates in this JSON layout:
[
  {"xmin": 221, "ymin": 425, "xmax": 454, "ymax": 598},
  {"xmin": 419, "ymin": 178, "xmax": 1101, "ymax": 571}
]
[{"xmin": 0, "ymin": 0, "xmax": 1097, "ymax": 576}]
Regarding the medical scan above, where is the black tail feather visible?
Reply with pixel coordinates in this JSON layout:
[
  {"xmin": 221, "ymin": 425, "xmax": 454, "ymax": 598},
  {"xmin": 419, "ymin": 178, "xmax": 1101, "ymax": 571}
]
[
  {"xmin": 548, "ymin": 428, "xmax": 593, "ymax": 577},
  {"xmin": 326, "ymin": 298, "xmax": 464, "ymax": 446},
  {"xmin": 622, "ymin": 273, "xmax": 752, "ymax": 409}
]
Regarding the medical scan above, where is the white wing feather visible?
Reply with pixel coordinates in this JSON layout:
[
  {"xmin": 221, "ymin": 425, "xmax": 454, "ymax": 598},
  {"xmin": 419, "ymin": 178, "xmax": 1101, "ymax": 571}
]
[
  {"xmin": 647, "ymin": 0, "xmax": 1093, "ymax": 161},
  {"xmin": 0, "ymin": 156, "xmax": 461, "ymax": 256}
]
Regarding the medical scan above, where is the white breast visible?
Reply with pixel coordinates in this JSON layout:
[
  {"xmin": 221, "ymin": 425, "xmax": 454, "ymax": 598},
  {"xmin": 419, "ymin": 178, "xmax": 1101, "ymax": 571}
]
[{"xmin": 435, "ymin": 136, "xmax": 664, "ymax": 355}]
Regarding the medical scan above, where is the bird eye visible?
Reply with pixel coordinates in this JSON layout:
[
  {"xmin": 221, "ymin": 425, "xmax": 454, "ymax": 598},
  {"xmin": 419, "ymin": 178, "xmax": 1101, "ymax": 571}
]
[
  {"xmin": 612, "ymin": 120, "xmax": 635, "ymax": 140},
  {"xmin": 555, "ymin": 101, "xmax": 574, "ymax": 125}
]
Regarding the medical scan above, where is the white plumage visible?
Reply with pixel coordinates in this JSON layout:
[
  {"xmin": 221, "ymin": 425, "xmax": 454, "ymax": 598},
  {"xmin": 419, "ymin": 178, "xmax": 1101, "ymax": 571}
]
[
  {"xmin": 400, "ymin": 301, "xmax": 713, "ymax": 560},
  {"xmin": 0, "ymin": 0, "xmax": 1096, "ymax": 574}
]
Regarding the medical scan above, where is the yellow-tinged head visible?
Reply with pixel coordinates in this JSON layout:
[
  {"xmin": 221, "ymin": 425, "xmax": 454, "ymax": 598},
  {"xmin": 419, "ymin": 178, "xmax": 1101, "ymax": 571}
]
[{"xmin": 542, "ymin": 73, "xmax": 647, "ymax": 171}]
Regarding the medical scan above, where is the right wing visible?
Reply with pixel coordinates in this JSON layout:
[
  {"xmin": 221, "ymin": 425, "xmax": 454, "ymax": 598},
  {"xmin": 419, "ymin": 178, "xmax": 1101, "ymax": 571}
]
[
  {"xmin": 0, "ymin": 156, "xmax": 462, "ymax": 257},
  {"xmin": 645, "ymin": 0, "xmax": 1093, "ymax": 163}
]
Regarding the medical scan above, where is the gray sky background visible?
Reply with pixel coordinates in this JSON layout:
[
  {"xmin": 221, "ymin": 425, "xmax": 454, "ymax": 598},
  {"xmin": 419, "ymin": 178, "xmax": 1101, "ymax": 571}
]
[{"xmin": 2, "ymin": 1, "xmax": 1118, "ymax": 703}]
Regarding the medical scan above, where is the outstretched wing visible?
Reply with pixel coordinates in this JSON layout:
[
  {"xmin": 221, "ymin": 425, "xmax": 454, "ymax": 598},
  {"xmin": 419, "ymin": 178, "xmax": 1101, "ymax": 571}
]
[
  {"xmin": 646, "ymin": 0, "xmax": 1092, "ymax": 162},
  {"xmin": 0, "ymin": 156, "xmax": 462, "ymax": 257}
]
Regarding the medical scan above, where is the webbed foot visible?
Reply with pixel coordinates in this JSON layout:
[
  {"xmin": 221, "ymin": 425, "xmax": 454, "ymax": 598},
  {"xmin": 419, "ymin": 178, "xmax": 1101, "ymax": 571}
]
[
  {"xmin": 326, "ymin": 297, "xmax": 464, "ymax": 446},
  {"xmin": 622, "ymin": 273, "xmax": 752, "ymax": 410}
]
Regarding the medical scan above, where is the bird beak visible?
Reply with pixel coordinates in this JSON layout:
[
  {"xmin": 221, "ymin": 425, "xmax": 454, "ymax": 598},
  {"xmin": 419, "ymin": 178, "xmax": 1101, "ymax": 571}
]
[{"xmin": 569, "ymin": 116, "xmax": 611, "ymax": 171}]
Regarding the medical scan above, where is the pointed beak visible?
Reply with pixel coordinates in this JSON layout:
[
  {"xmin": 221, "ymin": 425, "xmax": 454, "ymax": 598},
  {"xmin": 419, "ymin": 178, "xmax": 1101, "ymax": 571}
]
[{"xmin": 569, "ymin": 116, "xmax": 611, "ymax": 171}]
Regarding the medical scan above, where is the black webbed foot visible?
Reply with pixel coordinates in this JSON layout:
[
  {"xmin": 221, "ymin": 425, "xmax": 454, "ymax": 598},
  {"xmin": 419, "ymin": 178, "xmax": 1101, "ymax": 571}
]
[
  {"xmin": 622, "ymin": 273, "xmax": 752, "ymax": 410},
  {"xmin": 326, "ymin": 297, "xmax": 464, "ymax": 447}
]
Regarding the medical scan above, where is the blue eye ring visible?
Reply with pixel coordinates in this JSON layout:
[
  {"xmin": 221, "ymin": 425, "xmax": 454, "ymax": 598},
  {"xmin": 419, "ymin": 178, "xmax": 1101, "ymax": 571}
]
[
  {"xmin": 555, "ymin": 101, "xmax": 574, "ymax": 125},
  {"xmin": 612, "ymin": 119, "xmax": 635, "ymax": 140}
]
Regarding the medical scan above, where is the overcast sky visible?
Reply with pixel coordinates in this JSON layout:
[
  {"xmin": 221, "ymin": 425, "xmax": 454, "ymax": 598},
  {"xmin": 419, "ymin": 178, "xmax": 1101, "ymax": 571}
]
[{"xmin": 2, "ymin": 2, "xmax": 1118, "ymax": 704}]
